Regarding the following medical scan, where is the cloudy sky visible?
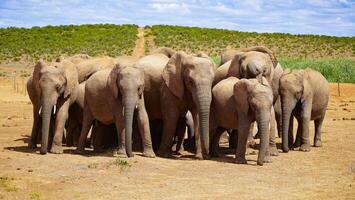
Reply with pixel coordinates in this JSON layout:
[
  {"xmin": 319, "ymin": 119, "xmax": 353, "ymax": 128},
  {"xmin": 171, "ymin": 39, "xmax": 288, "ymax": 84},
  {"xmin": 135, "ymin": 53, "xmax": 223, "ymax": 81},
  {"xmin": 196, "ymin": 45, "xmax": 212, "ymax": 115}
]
[{"xmin": 0, "ymin": 0, "xmax": 354, "ymax": 36}]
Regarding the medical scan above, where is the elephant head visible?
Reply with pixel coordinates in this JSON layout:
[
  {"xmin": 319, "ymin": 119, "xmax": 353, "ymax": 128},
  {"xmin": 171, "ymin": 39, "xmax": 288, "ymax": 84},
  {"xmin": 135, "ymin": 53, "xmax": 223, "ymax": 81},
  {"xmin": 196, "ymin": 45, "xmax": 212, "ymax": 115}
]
[
  {"xmin": 228, "ymin": 46, "xmax": 277, "ymax": 83},
  {"xmin": 162, "ymin": 51, "xmax": 215, "ymax": 157},
  {"xmin": 152, "ymin": 47, "xmax": 176, "ymax": 58},
  {"xmin": 234, "ymin": 78, "xmax": 273, "ymax": 165},
  {"xmin": 279, "ymin": 70, "xmax": 307, "ymax": 152},
  {"xmin": 107, "ymin": 63, "xmax": 145, "ymax": 157},
  {"xmin": 33, "ymin": 60, "xmax": 78, "ymax": 154}
]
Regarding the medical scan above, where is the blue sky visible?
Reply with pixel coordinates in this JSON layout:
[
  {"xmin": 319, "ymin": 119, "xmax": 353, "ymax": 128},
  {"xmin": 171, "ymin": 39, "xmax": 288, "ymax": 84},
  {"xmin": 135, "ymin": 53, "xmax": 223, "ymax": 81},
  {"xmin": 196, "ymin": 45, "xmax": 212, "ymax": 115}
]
[{"xmin": 0, "ymin": 0, "xmax": 354, "ymax": 36}]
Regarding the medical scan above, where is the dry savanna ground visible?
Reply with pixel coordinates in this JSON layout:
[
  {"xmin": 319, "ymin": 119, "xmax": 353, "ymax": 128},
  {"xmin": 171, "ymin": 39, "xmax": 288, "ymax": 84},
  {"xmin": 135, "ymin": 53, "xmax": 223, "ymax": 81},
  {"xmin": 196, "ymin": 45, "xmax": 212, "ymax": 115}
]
[{"xmin": 0, "ymin": 71, "xmax": 354, "ymax": 199}]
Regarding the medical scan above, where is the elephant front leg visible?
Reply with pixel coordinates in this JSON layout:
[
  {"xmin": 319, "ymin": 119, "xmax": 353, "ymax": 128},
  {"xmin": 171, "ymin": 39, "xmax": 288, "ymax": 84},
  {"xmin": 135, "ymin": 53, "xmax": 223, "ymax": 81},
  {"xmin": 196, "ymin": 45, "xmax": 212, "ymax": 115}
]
[
  {"xmin": 50, "ymin": 100, "xmax": 70, "ymax": 154},
  {"xmin": 210, "ymin": 127, "xmax": 224, "ymax": 157},
  {"xmin": 314, "ymin": 114, "xmax": 325, "ymax": 147},
  {"xmin": 235, "ymin": 118, "xmax": 250, "ymax": 164},
  {"xmin": 300, "ymin": 102, "xmax": 312, "ymax": 152},
  {"xmin": 76, "ymin": 107, "xmax": 94, "ymax": 154},
  {"xmin": 114, "ymin": 118, "xmax": 128, "ymax": 158},
  {"xmin": 158, "ymin": 111, "xmax": 179, "ymax": 158},
  {"xmin": 191, "ymin": 110, "xmax": 204, "ymax": 160},
  {"xmin": 29, "ymin": 106, "xmax": 40, "ymax": 148},
  {"xmin": 175, "ymin": 118, "xmax": 186, "ymax": 155},
  {"xmin": 137, "ymin": 99, "xmax": 155, "ymax": 158},
  {"xmin": 269, "ymin": 106, "xmax": 279, "ymax": 156}
]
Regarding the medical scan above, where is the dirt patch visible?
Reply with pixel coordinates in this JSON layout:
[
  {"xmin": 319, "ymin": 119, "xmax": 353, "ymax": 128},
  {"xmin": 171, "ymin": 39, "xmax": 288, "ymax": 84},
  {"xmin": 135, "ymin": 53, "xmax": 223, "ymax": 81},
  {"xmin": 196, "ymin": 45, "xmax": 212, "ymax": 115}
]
[
  {"xmin": 131, "ymin": 27, "xmax": 146, "ymax": 58},
  {"xmin": 0, "ymin": 78, "xmax": 354, "ymax": 199}
]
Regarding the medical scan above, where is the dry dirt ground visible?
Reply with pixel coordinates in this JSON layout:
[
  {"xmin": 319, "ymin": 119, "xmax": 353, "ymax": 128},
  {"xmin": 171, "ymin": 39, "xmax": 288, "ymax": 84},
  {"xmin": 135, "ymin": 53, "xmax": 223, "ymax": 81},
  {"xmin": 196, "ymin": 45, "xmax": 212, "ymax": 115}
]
[{"xmin": 0, "ymin": 74, "xmax": 354, "ymax": 199}]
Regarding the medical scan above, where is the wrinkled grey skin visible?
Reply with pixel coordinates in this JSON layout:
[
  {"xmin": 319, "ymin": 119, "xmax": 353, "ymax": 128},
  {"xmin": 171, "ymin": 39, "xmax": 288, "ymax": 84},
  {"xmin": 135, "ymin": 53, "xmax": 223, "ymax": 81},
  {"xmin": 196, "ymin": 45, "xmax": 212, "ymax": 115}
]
[
  {"xmin": 76, "ymin": 63, "xmax": 155, "ymax": 158},
  {"xmin": 27, "ymin": 60, "xmax": 79, "ymax": 154},
  {"xmin": 214, "ymin": 46, "xmax": 283, "ymax": 156},
  {"xmin": 175, "ymin": 111, "xmax": 194, "ymax": 154},
  {"xmin": 135, "ymin": 50, "xmax": 215, "ymax": 159},
  {"xmin": 280, "ymin": 68, "xmax": 329, "ymax": 152},
  {"xmin": 210, "ymin": 77, "xmax": 273, "ymax": 165}
]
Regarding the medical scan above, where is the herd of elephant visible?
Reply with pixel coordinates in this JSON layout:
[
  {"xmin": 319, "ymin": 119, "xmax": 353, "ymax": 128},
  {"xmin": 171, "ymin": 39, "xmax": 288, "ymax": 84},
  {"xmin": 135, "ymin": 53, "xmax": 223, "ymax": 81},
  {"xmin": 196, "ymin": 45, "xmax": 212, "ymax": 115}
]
[{"xmin": 26, "ymin": 46, "xmax": 329, "ymax": 166}]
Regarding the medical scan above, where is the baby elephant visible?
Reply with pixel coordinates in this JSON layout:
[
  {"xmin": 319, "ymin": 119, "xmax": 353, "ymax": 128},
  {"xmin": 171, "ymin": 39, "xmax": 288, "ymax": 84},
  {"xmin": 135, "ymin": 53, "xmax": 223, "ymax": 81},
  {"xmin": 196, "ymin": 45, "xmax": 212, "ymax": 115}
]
[
  {"xmin": 210, "ymin": 77, "xmax": 274, "ymax": 165},
  {"xmin": 76, "ymin": 63, "xmax": 155, "ymax": 158},
  {"xmin": 280, "ymin": 68, "xmax": 329, "ymax": 152}
]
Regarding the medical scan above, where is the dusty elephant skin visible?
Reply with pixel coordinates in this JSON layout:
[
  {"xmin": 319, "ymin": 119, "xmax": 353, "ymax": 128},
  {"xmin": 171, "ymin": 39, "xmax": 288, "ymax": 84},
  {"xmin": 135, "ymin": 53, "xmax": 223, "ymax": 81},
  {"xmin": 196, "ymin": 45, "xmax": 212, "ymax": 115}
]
[
  {"xmin": 27, "ymin": 60, "xmax": 79, "ymax": 154},
  {"xmin": 280, "ymin": 68, "xmax": 329, "ymax": 152},
  {"xmin": 135, "ymin": 49, "xmax": 215, "ymax": 159},
  {"xmin": 75, "ymin": 63, "xmax": 155, "ymax": 158},
  {"xmin": 210, "ymin": 77, "xmax": 273, "ymax": 165}
]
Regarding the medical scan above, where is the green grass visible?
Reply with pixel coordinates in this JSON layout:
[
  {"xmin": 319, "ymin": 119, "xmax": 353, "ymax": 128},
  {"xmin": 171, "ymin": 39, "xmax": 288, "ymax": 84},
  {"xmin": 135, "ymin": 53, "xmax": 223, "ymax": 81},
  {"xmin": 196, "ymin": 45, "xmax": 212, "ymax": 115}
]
[
  {"xmin": 29, "ymin": 192, "xmax": 41, "ymax": 200},
  {"xmin": 279, "ymin": 57, "xmax": 355, "ymax": 83},
  {"xmin": 0, "ymin": 176, "xmax": 18, "ymax": 192},
  {"xmin": 0, "ymin": 24, "xmax": 138, "ymax": 62}
]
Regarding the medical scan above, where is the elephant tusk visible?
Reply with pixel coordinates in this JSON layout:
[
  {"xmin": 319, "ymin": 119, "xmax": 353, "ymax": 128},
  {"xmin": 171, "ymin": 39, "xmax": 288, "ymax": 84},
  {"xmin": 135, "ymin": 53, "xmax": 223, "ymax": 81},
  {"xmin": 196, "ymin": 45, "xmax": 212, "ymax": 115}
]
[
  {"xmin": 38, "ymin": 106, "xmax": 42, "ymax": 116},
  {"xmin": 135, "ymin": 104, "xmax": 138, "ymax": 109},
  {"xmin": 53, "ymin": 105, "xmax": 56, "ymax": 115}
]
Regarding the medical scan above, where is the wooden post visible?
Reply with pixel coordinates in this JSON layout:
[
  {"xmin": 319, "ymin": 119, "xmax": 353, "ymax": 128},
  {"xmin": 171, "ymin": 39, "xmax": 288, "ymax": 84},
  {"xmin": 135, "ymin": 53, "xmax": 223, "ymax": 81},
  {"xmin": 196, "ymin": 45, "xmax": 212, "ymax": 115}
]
[
  {"xmin": 337, "ymin": 82, "xmax": 340, "ymax": 96},
  {"xmin": 13, "ymin": 76, "xmax": 16, "ymax": 91}
]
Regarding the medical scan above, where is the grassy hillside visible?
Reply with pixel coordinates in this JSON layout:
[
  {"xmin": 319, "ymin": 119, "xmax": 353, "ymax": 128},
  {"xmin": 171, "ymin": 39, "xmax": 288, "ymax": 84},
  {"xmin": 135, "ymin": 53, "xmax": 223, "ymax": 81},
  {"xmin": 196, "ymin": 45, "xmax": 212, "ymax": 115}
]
[
  {"xmin": 150, "ymin": 25, "xmax": 354, "ymax": 58},
  {"xmin": 0, "ymin": 24, "xmax": 138, "ymax": 62}
]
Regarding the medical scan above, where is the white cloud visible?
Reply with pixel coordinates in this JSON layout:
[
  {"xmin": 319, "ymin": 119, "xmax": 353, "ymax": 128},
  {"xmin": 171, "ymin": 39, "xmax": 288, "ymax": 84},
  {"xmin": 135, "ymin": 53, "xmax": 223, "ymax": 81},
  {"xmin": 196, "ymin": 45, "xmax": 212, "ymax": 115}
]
[{"xmin": 149, "ymin": 2, "xmax": 190, "ymax": 14}]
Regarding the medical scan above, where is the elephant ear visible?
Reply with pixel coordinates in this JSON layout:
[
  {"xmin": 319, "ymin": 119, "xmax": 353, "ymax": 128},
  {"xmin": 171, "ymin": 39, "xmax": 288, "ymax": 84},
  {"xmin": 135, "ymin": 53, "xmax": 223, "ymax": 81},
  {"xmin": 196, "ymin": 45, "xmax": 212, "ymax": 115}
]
[
  {"xmin": 233, "ymin": 79, "xmax": 251, "ymax": 114},
  {"xmin": 61, "ymin": 61, "xmax": 78, "ymax": 98},
  {"xmin": 228, "ymin": 52, "xmax": 246, "ymax": 78},
  {"xmin": 107, "ymin": 63, "xmax": 126, "ymax": 99},
  {"xmin": 162, "ymin": 51, "xmax": 187, "ymax": 99},
  {"xmin": 33, "ymin": 60, "xmax": 46, "ymax": 82}
]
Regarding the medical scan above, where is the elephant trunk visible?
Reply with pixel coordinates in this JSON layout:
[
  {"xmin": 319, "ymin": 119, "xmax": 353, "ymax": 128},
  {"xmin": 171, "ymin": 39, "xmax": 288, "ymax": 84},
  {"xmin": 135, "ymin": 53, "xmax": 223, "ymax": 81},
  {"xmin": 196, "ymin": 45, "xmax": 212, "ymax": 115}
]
[
  {"xmin": 196, "ymin": 87, "xmax": 212, "ymax": 157},
  {"xmin": 40, "ymin": 100, "xmax": 53, "ymax": 154},
  {"xmin": 281, "ymin": 99, "xmax": 294, "ymax": 152},
  {"xmin": 256, "ymin": 112, "xmax": 270, "ymax": 166},
  {"xmin": 123, "ymin": 95, "xmax": 137, "ymax": 157}
]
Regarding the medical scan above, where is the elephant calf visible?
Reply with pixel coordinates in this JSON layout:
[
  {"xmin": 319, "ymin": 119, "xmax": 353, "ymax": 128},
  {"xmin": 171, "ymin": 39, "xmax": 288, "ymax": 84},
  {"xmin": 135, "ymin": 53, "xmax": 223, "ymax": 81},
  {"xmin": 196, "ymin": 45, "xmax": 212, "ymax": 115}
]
[
  {"xmin": 280, "ymin": 68, "xmax": 329, "ymax": 152},
  {"xmin": 76, "ymin": 63, "xmax": 155, "ymax": 158},
  {"xmin": 210, "ymin": 77, "xmax": 274, "ymax": 166}
]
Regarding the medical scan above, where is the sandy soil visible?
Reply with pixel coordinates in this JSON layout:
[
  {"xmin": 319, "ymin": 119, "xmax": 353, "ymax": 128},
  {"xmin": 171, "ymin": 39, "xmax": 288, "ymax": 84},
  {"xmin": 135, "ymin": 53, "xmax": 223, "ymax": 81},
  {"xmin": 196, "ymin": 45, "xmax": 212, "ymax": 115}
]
[{"xmin": 0, "ymin": 75, "xmax": 354, "ymax": 200}]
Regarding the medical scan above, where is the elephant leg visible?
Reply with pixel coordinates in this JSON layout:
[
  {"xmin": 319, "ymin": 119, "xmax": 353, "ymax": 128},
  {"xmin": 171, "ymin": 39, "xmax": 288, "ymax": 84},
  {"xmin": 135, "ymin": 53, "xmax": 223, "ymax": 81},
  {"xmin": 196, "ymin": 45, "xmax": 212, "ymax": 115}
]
[
  {"xmin": 114, "ymin": 117, "xmax": 127, "ymax": 157},
  {"xmin": 92, "ymin": 121, "xmax": 105, "ymax": 153},
  {"xmin": 158, "ymin": 110, "xmax": 179, "ymax": 158},
  {"xmin": 191, "ymin": 109, "xmax": 204, "ymax": 159},
  {"xmin": 300, "ymin": 103, "xmax": 312, "ymax": 152},
  {"xmin": 274, "ymin": 97, "xmax": 282, "ymax": 138},
  {"xmin": 288, "ymin": 115, "xmax": 294, "ymax": 149},
  {"xmin": 228, "ymin": 130, "xmax": 237, "ymax": 149},
  {"xmin": 175, "ymin": 118, "xmax": 186, "ymax": 155},
  {"xmin": 137, "ymin": 99, "xmax": 155, "ymax": 158},
  {"xmin": 76, "ymin": 107, "xmax": 94, "ymax": 154},
  {"xmin": 314, "ymin": 114, "xmax": 325, "ymax": 147},
  {"xmin": 50, "ymin": 100, "xmax": 70, "ymax": 154},
  {"xmin": 269, "ymin": 106, "xmax": 279, "ymax": 156},
  {"xmin": 29, "ymin": 106, "xmax": 40, "ymax": 148},
  {"xmin": 210, "ymin": 127, "xmax": 224, "ymax": 157},
  {"xmin": 235, "ymin": 118, "xmax": 250, "ymax": 164},
  {"xmin": 293, "ymin": 117, "xmax": 302, "ymax": 149}
]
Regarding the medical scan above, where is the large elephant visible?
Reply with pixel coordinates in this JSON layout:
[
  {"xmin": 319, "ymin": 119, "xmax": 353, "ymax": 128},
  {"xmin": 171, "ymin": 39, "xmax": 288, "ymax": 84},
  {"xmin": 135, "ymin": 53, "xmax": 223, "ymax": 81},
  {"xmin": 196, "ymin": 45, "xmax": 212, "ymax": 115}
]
[
  {"xmin": 56, "ymin": 54, "xmax": 91, "ymax": 64},
  {"xmin": 135, "ymin": 50, "xmax": 215, "ymax": 159},
  {"xmin": 76, "ymin": 63, "xmax": 155, "ymax": 158},
  {"xmin": 280, "ymin": 68, "xmax": 329, "ymax": 152},
  {"xmin": 27, "ymin": 60, "xmax": 79, "ymax": 154},
  {"xmin": 210, "ymin": 77, "xmax": 273, "ymax": 165}
]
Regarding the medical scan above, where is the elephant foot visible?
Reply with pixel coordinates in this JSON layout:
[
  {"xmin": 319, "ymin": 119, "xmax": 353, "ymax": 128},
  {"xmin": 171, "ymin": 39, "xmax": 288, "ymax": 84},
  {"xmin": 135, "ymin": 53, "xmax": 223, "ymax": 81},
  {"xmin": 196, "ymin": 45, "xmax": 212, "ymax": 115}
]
[
  {"xmin": 269, "ymin": 146, "xmax": 279, "ymax": 156},
  {"xmin": 113, "ymin": 148, "xmax": 128, "ymax": 158},
  {"xmin": 28, "ymin": 142, "xmax": 37, "ymax": 149},
  {"xmin": 157, "ymin": 150, "xmax": 171, "ymax": 158},
  {"xmin": 314, "ymin": 140, "xmax": 322, "ymax": 147},
  {"xmin": 143, "ymin": 149, "xmax": 156, "ymax": 158},
  {"xmin": 235, "ymin": 157, "xmax": 247, "ymax": 164},
  {"xmin": 299, "ymin": 144, "xmax": 311, "ymax": 152},
  {"xmin": 50, "ymin": 145, "xmax": 63, "ymax": 154},
  {"xmin": 210, "ymin": 150, "xmax": 221, "ymax": 158},
  {"xmin": 263, "ymin": 156, "xmax": 272, "ymax": 163}
]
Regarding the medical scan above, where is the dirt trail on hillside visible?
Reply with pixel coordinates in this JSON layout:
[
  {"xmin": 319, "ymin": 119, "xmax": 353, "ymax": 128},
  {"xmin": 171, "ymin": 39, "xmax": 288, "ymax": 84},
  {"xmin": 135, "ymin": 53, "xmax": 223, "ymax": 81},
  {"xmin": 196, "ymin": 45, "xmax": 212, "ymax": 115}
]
[
  {"xmin": 0, "ymin": 77, "xmax": 354, "ymax": 199},
  {"xmin": 131, "ymin": 27, "xmax": 145, "ymax": 58}
]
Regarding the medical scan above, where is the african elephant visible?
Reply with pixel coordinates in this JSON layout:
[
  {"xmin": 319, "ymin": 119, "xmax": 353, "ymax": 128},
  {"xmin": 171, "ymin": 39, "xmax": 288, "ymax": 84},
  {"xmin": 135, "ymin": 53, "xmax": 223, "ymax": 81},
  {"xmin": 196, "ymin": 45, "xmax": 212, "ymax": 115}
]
[
  {"xmin": 135, "ymin": 50, "xmax": 215, "ymax": 159},
  {"xmin": 27, "ymin": 60, "xmax": 79, "ymax": 154},
  {"xmin": 280, "ymin": 68, "xmax": 329, "ymax": 152},
  {"xmin": 220, "ymin": 49, "xmax": 239, "ymax": 66},
  {"xmin": 56, "ymin": 54, "xmax": 91, "ymax": 64},
  {"xmin": 214, "ymin": 46, "xmax": 283, "ymax": 155},
  {"xmin": 210, "ymin": 77, "xmax": 273, "ymax": 165},
  {"xmin": 76, "ymin": 63, "xmax": 155, "ymax": 158}
]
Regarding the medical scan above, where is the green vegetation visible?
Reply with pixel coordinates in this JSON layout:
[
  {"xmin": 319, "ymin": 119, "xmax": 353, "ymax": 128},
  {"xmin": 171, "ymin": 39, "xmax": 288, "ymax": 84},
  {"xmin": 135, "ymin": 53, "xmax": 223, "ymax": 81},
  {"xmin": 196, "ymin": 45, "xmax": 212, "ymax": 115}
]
[
  {"xmin": 0, "ymin": 24, "xmax": 138, "ymax": 62},
  {"xmin": 151, "ymin": 25, "xmax": 354, "ymax": 58},
  {"xmin": 0, "ymin": 176, "xmax": 18, "ymax": 192},
  {"xmin": 279, "ymin": 57, "xmax": 355, "ymax": 83},
  {"xmin": 29, "ymin": 191, "xmax": 41, "ymax": 200}
]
